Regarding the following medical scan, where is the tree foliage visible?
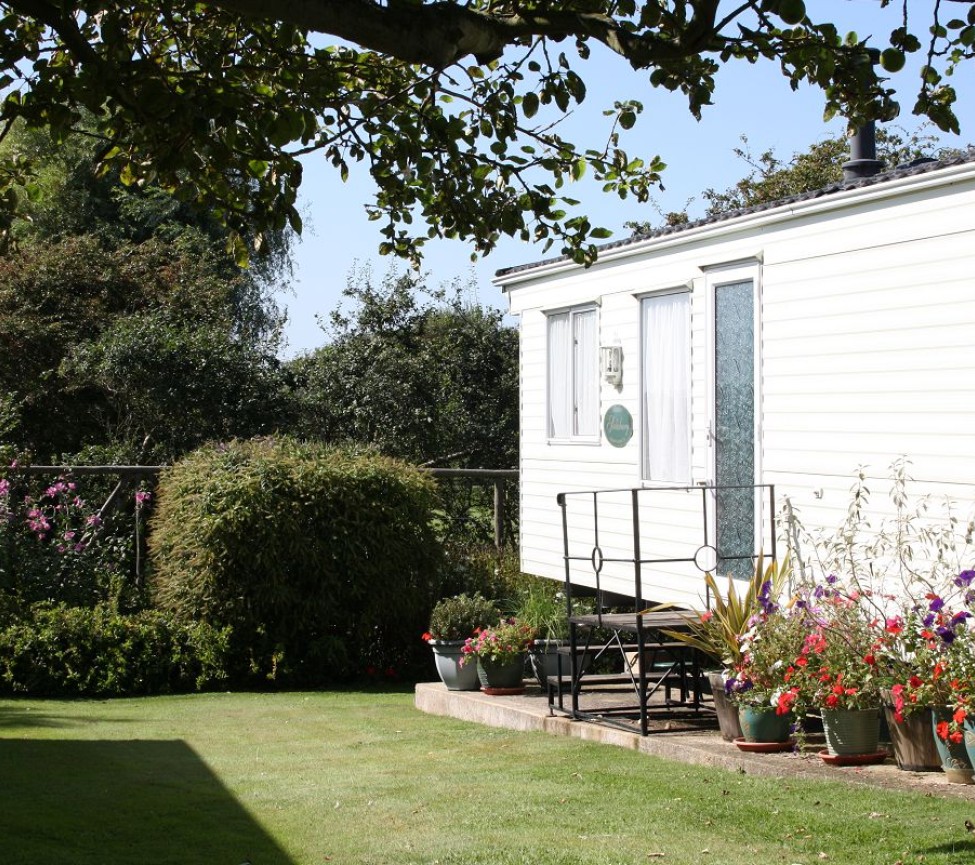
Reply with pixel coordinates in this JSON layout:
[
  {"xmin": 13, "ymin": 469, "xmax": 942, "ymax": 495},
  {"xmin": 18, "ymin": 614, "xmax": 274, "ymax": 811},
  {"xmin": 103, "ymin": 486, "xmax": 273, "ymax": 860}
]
[
  {"xmin": 627, "ymin": 125, "xmax": 973, "ymax": 233},
  {"xmin": 289, "ymin": 268, "xmax": 518, "ymax": 469},
  {"xmin": 0, "ymin": 126, "xmax": 291, "ymax": 462},
  {"xmin": 0, "ymin": 1, "xmax": 969, "ymax": 265}
]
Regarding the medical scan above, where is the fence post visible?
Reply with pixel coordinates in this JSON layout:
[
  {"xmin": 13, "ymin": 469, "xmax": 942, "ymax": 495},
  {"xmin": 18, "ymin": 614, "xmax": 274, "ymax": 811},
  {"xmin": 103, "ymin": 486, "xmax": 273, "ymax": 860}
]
[{"xmin": 494, "ymin": 479, "xmax": 505, "ymax": 551}]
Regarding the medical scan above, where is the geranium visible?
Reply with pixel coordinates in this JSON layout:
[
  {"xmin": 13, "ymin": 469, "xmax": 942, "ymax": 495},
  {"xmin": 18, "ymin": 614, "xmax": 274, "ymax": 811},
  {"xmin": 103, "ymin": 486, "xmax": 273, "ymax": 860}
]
[
  {"xmin": 461, "ymin": 617, "xmax": 535, "ymax": 666},
  {"xmin": 775, "ymin": 577, "xmax": 883, "ymax": 713},
  {"xmin": 874, "ymin": 584, "xmax": 975, "ymax": 722}
]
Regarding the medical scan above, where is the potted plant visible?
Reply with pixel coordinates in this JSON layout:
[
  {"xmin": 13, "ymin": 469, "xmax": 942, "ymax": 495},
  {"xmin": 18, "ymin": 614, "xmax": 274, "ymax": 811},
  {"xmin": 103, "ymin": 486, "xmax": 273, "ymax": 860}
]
[
  {"xmin": 875, "ymin": 601, "xmax": 955, "ymax": 773},
  {"xmin": 461, "ymin": 617, "xmax": 535, "ymax": 694},
  {"xmin": 511, "ymin": 577, "xmax": 570, "ymax": 687},
  {"xmin": 661, "ymin": 555, "xmax": 788, "ymax": 741},
  {"xmin": 725, "ymin": 600, "xmax": 807, "ymax": 749},
  {"xmin": 424, "ymin": 593, "xmax": 500, "ymax": 691},
  {"xmin": 775, "ymin": 576, "xmax": 884, "ymax": 761}
]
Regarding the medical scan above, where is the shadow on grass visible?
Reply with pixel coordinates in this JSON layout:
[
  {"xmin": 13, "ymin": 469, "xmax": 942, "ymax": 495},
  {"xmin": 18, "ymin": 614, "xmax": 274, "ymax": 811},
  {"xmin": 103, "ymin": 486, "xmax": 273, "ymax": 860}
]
[
  {"xmin": 0, "ymin": 739, "xmax": 296, "ymax": 865},
  {"xmin": 0, "ymin": 703, "xmax": 144, "ymax": 731}
]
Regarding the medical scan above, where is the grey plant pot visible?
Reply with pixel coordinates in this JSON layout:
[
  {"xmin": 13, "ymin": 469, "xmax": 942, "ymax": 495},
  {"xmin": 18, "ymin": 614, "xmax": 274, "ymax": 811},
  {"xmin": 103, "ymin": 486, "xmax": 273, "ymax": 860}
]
[{"xmin": 429, "ymin": 640, "xmax": 480, "ymax": 691}]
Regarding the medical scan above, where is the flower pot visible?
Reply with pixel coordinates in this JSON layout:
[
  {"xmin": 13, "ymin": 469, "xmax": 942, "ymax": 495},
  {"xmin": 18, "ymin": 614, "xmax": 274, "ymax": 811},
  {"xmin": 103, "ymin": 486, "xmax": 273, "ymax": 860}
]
[
  {"xmin": 528, "ymin": 639, "xmax": 564, "ymax": 688},
  {"xmin": 477, "ymin": 655, "xmax": 526, "ymax": 693},
  {"xmin": 707, "ymin": 671, "xmax": 743, "ymax": 742},
  {"xmin": 932, "ymin": 706, "xmax": 975, "ymax": 783},
  {"xmin": 429, "ymin": 640, "xmax": 480, "ymax": 691},
  {"xmin": 821, "ymin": 708, "xmax": 880, "ymax": 757},
  {"xmin": 738, "ymin": 705, "xmax": 791, "ymax": 743},
  {"xmin": 963, "ymin": 719, "xmax": 975, "ymax": 773},
  {"xmin": 882, "ymin": 705, "xmax": 941, "ymax": 772}
]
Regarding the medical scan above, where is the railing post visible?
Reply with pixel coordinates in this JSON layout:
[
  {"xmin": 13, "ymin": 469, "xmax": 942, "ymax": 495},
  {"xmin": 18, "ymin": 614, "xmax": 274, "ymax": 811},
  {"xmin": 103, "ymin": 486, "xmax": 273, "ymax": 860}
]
[{"xmin": 493, "ymin": 479, "xmax": 505, "ymax": 551}]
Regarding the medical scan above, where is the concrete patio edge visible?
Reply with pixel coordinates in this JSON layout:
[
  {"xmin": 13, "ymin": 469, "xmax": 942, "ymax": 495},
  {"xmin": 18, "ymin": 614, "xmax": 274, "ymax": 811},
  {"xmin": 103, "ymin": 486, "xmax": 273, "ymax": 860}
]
[{"xmin": 414, "ymin": 681, "xmax": 975, "ymax": 800}]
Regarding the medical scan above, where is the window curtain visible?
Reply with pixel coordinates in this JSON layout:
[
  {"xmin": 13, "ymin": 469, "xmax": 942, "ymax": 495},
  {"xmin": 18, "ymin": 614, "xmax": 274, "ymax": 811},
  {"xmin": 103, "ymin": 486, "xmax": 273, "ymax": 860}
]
[
  {"xmin": 642, "ymin": 293, "xmax": 691, "ymax": 481},
  {"xmin": 548, "ymin": 312, "xmax": 571, "ymax": 437},
  {"xmin": 573, "ymin": 309, "xmax": 598, "ymax": 437}
]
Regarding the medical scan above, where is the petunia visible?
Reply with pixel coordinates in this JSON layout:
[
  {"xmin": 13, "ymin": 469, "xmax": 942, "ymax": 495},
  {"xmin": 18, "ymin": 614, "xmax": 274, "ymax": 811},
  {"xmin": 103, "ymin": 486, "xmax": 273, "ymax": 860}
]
[{"xmin": 955, "ymin": 570, "xmax": 975, "ymax": 588}]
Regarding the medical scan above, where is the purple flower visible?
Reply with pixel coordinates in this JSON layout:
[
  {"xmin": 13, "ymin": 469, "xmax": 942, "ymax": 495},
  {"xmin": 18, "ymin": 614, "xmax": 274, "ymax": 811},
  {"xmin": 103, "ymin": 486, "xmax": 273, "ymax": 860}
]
[
  {"xmin": 813, "ymin": 585, "xmax": 825, "ymax": 600},
  {"xmin": 952, "ymin": 611, "xmax": 971, "ymax": 625},
  {"xmin": 826, "ymin": 574, "xmax": 839, "ymax": 585},
  {"xmin": 936, "ymin": 626, "xmax": 956, "ymax": 645},
  {"xmin": 929, "ymin": 596, "xmax": 945, "ymax": 613},
  {"xmin": 923, "ymin": 612, "xmax": 936, "ymax": 627},
  {"xmin": 955, "ymin": 570, "xmax": 975, "ymax": 588}
]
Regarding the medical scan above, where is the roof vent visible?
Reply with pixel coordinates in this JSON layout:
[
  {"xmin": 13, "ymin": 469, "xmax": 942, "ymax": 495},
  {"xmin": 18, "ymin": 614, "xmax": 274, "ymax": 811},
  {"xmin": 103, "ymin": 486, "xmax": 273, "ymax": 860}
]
[{"xmin": 842, "ymin": 121, "xmax": 884, "ymax": 181}]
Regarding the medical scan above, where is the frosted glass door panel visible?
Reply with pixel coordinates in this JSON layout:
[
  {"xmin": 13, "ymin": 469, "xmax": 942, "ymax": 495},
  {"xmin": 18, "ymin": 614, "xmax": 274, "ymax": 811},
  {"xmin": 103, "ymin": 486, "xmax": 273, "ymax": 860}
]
[{"xmin": 714, "ymin": 279, "xmax": 755, "ymax": 581}]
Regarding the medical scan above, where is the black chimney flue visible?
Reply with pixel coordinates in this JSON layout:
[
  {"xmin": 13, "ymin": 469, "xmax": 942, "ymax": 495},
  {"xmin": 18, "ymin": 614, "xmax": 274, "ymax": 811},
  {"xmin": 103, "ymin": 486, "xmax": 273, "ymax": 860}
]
[{"xmin": 842, "ymin": 121, "xmax": 883, "ymax": 181}]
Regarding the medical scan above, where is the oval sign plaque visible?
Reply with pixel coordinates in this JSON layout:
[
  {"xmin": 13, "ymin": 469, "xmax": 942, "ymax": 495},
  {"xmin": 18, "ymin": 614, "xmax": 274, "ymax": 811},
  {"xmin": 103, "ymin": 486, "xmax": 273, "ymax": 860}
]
[{"xmin": 603, "ymin": 404, "xmax": 633, "ymax": 448}]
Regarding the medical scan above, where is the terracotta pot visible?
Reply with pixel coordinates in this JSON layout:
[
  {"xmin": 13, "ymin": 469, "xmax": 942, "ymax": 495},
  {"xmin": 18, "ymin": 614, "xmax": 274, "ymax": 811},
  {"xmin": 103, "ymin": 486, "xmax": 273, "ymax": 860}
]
[
  {"xmin": 882, "ymin": 704, "xmax": 941, "ymax": 772},
  {"xmin": 707, "ymin": 671, "xmax": 743, "ymax": 742}
]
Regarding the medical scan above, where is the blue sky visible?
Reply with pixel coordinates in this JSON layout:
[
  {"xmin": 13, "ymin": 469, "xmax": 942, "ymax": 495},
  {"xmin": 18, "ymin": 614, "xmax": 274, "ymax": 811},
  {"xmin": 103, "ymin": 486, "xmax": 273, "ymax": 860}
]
[{"xmin": 280, "ymin": 1, "xmax": 974, "ymax": 357}]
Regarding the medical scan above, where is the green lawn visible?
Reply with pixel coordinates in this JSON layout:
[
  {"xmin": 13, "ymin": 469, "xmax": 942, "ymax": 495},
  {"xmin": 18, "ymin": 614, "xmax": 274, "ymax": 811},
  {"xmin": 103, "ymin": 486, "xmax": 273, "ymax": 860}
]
[{"xmin": 1, "ymin": 690, "xmax": 973, "ymax": 865}]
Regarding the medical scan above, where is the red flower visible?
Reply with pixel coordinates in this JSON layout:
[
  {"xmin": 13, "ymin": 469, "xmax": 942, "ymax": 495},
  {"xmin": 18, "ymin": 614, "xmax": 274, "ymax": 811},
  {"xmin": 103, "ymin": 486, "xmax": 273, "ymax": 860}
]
[
  {"xmin": 825, "ymin": 694, "xmax": 839, "ymax": 708},
  {"xmin": 795, "ymin": 657, "xmax": 808, "ymax": 668},
  {"xmin": 936, "ymin": 720, "xmax": 951, "ymax": 741},
  {"xmin": 863, "ymin": 653, "xmax": 876, "ymax": 666},
  {"xmin": 951, "ymin": 731, "xmax": 964, "ymax": 744},
  {"xmin": 908, "ymin": 675, "xmax": 923, "ymax": 689},
  {"xmin": 421, "ymin": 632, "xmax": 433, "ymax": 643},
  {"xmin": 954, "ymin": 707, "xmax": 968, "ymax": 725},
  {"xmin": 776, "ymin": 688, "xmax": 799, "ymax": 716}
]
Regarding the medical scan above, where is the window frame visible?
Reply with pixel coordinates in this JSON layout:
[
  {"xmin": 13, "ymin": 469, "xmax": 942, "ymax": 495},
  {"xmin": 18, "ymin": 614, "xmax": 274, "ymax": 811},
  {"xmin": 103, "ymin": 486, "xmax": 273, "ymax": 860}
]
[
  {"xmin": 639, "ymin": 287, "xmax": 692, "ymax": 484},
  {"xmin": 546, "ymin": 304, "xmax": 600, "ymax": 443}
]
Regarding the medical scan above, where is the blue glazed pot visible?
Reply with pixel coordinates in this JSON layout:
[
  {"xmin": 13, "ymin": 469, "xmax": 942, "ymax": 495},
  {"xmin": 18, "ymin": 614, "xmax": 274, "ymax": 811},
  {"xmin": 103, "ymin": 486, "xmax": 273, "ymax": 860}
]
[
  {"xmin": 738, "ymin": 705, "xmax": 791, "ymax": 743},
  {"xmin": 932, "ymin": 706, "xmax": 974, "ymax": 784}
]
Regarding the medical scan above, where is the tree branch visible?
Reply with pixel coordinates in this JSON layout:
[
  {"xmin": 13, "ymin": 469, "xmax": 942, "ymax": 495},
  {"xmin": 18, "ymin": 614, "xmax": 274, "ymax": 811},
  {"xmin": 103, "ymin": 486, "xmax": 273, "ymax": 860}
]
[{"xmin": 199, "ymin": 0, "xmax": 708, "ymax": 69}]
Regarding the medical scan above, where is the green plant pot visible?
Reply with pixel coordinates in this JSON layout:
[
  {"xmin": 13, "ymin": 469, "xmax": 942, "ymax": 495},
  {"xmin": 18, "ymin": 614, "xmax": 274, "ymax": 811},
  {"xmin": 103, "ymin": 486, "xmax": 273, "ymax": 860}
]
[
  {"xmin": 738, "ymin": 705, "xmax": 791, "ymax": 743},
  {"xmin": 528, "ymin": 640, "xmax": 565, "ymax": 688},
  {"xmin": 477, "ymin": 655, "xmax": 526, "ymax": 692},
  {"xmin": 429, "ymin": 641, "xmax": 480, "ymax": 691},
  {"xmin": 821, "ymin": 708, "xmax": 880, "ymax": 757},
  {"xmin": 932, "ymin": 706, "xmax": 975, "ymax": 783}
]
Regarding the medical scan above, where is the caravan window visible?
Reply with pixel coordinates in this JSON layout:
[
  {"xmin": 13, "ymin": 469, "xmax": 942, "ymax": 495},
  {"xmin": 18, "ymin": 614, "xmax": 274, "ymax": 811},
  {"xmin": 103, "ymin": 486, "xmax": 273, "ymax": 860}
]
[
  {"xmin": 547, "ymin": 306, "xmax": 598, "ymax": 440},
  {"xmin": 641, "ymin": 291, "xmax": 691, "ymax": 482}
]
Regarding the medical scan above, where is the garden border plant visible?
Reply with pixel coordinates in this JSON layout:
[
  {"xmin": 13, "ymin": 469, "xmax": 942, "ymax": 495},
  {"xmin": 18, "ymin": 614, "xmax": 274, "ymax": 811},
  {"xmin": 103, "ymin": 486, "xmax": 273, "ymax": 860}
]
[{"xmin": 149, "ymin": 436, "xmax": 443, "ymax": 686}]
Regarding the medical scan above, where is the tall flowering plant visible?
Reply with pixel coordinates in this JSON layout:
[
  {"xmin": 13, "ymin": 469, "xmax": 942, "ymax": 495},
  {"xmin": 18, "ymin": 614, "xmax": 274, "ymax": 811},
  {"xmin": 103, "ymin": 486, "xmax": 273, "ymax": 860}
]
[
  {"xmin": 726, "ymin": 606, "xmax": 810, "ymax": 712},
  {"xmin": 461, "ymin": 617, "xmax": 535, "ymax": 667},
  {"xmin": 876, "ymin": 600, "xmax": 970, "ymax": 723},
  {"xmin": 0, "ymin": 471, "xmax": 146, "ymax": 610},
  {"xmin": 771, "ymin": 576, "xmax": 883, "ymax": 715}
]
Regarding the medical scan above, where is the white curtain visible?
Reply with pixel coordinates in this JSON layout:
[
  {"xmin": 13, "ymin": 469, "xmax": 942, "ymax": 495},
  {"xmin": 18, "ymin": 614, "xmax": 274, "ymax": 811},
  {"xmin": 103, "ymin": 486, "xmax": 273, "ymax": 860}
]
[
  {"xmin": 573, "ymin": 309, "xmax": 598, "ymax": 437},
  {"xmin": 643, "ymin": 293, "xmax": 691, "ymax": 481},
  {"xmin": 548, "ymin": 312, "xmax": 572, "ymax": 437}
]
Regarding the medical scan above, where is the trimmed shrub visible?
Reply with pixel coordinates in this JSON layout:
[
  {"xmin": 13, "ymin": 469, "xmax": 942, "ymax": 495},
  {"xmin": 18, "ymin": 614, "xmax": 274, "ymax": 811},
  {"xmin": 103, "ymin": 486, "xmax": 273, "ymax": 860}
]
[
  {"xmin": 0, "ymin": 603, "xmax": 231, "ymax": 696},
  {"xmin": 148, "ymin": 437, "xmax": 442, "ymax": 685}
]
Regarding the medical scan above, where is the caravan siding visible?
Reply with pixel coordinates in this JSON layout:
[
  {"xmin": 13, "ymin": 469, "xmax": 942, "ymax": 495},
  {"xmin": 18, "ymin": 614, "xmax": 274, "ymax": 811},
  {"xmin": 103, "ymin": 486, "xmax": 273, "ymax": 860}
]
[{"xmin": 502, "ymin": 163, "xmax": 975, "ymax": 606}]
